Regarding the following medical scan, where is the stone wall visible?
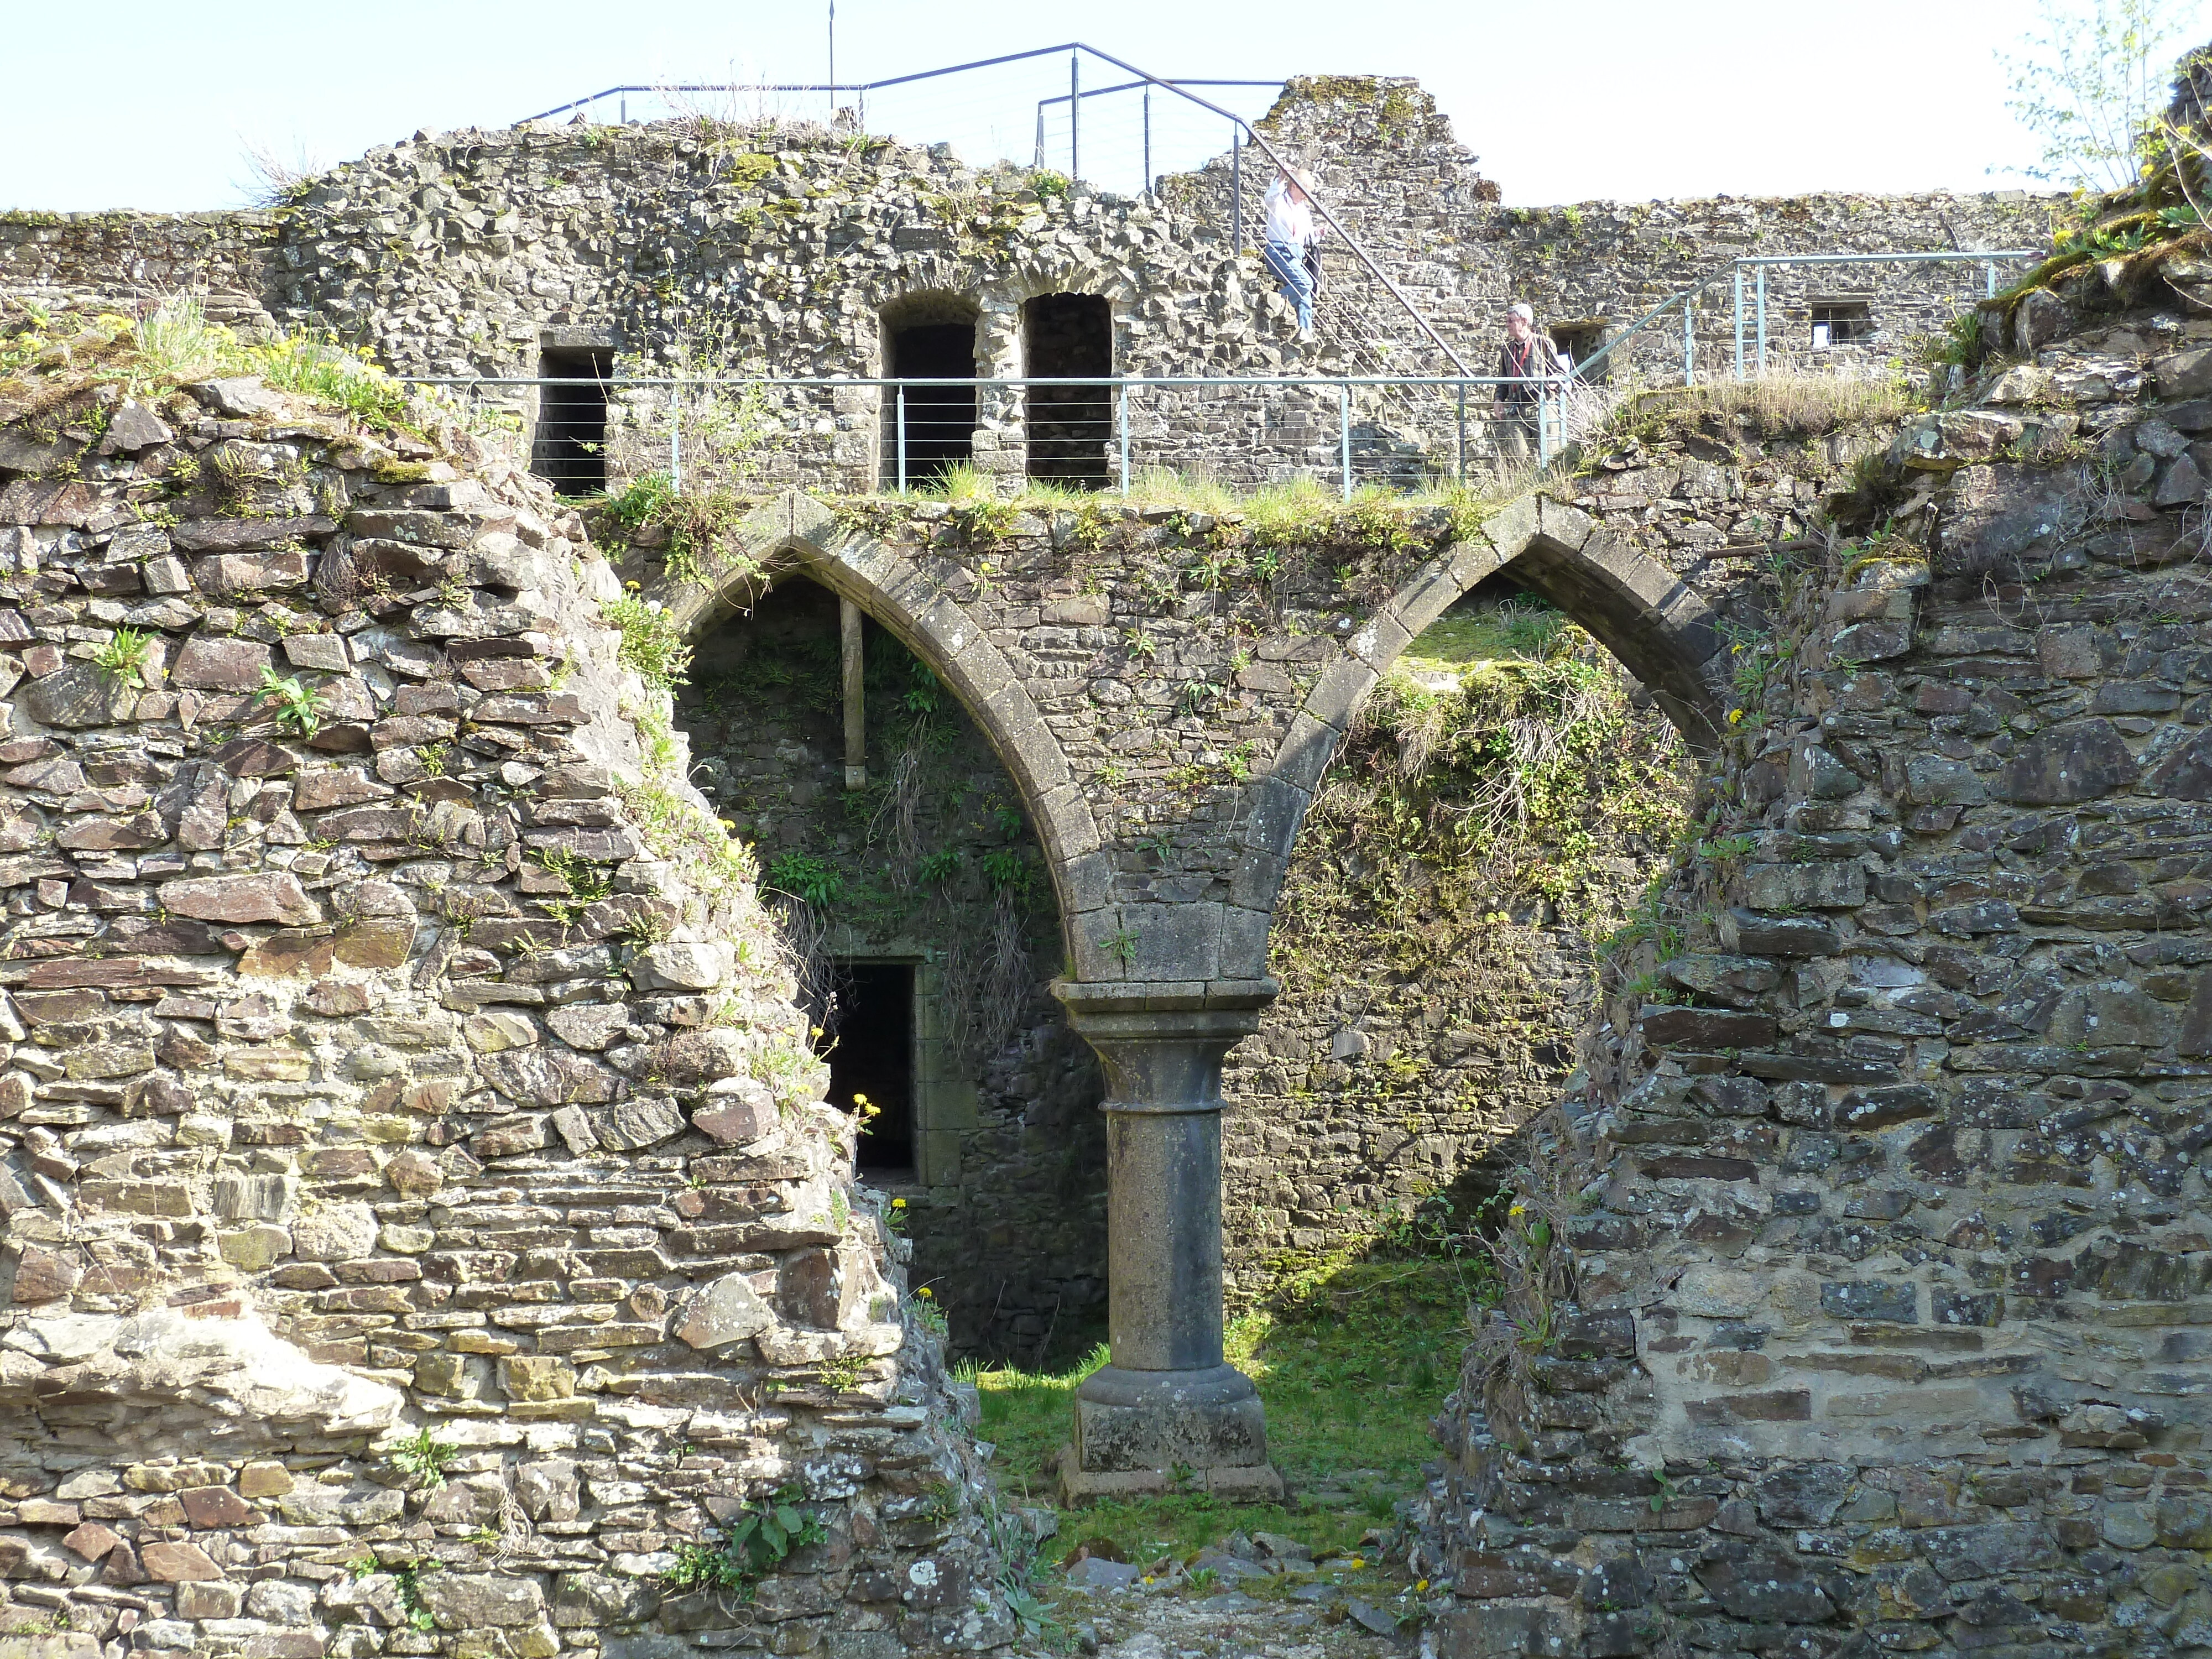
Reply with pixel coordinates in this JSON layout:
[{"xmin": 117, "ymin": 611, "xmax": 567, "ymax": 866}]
[
  {"xmin": 6, "ymin": 77, "xmax": 2058, "ymax": 494},
  {"xmin": 0, "ymin": 325, "xmax": 1021, "ymax": 1657},
  {"xmin": 1417, "ymin": 239, "xmax": 2212, "ymax": 1659}
]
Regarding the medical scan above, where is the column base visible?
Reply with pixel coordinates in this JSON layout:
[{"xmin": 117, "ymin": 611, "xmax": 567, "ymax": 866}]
[{"xmin": 1056, "ymin": 1364, "xmax": 1284, "ymax": 1505}]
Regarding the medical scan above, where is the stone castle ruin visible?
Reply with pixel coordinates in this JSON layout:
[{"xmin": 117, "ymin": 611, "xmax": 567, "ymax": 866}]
[{"xmin": 2, "ymin": 42, "xmax": 2206, "ymax": 1659}]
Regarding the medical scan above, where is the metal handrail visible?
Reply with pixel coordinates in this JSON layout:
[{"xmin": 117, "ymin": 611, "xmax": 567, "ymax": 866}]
[
  {"xmin": 1569, "ymin": 249, "xmax": 2041, "ymax": 387},
  {"xmin": 406, "ymin": 371, "xmax": 1574, "ymax": 499},
  {"xmin": 518, "ymin": 42, "xmax": 1472, "ymax": 377}
]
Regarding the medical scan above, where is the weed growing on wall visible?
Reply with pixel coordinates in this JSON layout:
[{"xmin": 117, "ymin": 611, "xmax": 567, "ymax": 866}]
[{"xmin": 1278, "ymin": 619, "xmax": 1687, "ymax": 969}]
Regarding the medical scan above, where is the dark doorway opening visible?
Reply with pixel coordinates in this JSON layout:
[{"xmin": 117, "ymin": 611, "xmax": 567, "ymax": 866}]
[
  {"xmin": 883, "ymin": 307, "xmax": 977, "ymax": 488},
  {"xmin": 533, "ymin": 347, "xmax": 613, "ymax": 497},
  {"xmin": 1024, "ymin": 294, "xmax": 1113, "ymax": 486},
  {"xmin": 822, "ymin": 961, "xmax": 916, "ymax": 1175}
]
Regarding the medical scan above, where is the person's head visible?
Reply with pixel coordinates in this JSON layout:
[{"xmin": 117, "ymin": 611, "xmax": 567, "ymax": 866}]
[
  {"xmin": 1281, "ymin": 166, "xmax": 1317, "ymax": 201},
  {"xmin": 1505, "ymin": 301, "xmax": 1535, "ymax": 341}
]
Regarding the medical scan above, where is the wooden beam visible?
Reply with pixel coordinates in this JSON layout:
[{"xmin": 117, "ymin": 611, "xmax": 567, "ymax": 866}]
[{"xmin": 841, "ymin": 596, "xmax": 867, "ymax": 790}]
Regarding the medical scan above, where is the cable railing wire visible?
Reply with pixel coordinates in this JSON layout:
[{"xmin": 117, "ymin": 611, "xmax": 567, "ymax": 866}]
[
  {"xmin": 407, "ymin": 373, "xmax": 1577, "ymax": 500},
  {"xmin": 517, "ymin": 43, "xmax": 1469, "ymax": 378}
]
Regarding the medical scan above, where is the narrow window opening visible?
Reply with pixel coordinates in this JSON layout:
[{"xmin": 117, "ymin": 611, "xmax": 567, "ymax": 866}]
[
  {"xmin": 1024, "ymin": 293, "xmax": 1113, "ymax": 487},
  {"xmin": 821, "ymin": 961, "xmax": 916, "ymax": 1176},
  {"xmin": 1809, "ymin": 299, "xmax": 1874, "ymax": 349},
  {"xmin": 1549, "ymin": 321, "xmax": 1609, "ymax": 384},
  {"xmin": 883, "ymin": 310, "xmax": 977, "ymax": 487},
  {"xmin": 534, "ymin": 347, "xmax": 613, "ymax": 497}
]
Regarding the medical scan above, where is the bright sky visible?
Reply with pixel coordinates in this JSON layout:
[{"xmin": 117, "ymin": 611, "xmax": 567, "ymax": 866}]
[{"xmin": 4, "ymin": 0, "xmax": 2208, "ymax": 212}]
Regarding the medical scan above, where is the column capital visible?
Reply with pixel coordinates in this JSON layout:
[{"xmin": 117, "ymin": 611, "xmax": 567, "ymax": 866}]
[{"xmin": 1051, "ymin": 977, "xmax": 1280, "ymax": 1025}]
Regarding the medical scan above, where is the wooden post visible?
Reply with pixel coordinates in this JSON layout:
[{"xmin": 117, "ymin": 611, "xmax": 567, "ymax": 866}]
[{"xmin": 841, "ymin": 597, "xmax": 867, "ymax": 790}]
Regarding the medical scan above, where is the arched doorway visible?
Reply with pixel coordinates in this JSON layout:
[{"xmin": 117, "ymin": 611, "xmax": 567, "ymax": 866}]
[{"xmin": 676, "ymin": 572, "xmax": 1108, "ymax": 1362}]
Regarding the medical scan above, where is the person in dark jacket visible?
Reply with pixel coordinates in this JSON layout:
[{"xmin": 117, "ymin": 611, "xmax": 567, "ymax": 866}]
[{"xmin": 1493, "ymin": 301, "xmax": 1562, "ymax": 467}]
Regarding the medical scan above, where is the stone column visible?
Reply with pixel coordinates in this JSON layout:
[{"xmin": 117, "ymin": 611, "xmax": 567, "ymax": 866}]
[{"xmin": 1052, "ymin": 984, "xmax": 1283, "ymax": 1501}]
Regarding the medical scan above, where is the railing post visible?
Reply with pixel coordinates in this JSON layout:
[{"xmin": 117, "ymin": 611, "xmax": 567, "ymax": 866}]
[
  {"xmin": 1339, "ymin": 383, "xmax": 1352, "ymax": 500},
  {"xmin": 1143, "ymin": 84, "xmax": 1152, "ymax": 196},
  {"xmin": 670, "ymin": 387, "xmax": 682, "ymax": 492},
  {"xmin": 1537, "ymin": 383, "xmax": 1551, "ymax": 470},
  {"xmin": 1034, "ymin": 103, "xmax": 1045, "ymax": 169},
  {"xmin": 896, "ymin": 384, "xmax": 907, "ymax": 492},
  {"xmin": 1070, "ymin": 49, "xmax": 1080, "ymax": 180},
  {"xmin": 1119, "ymin": 382, "xmax": 1130, "ymax": 494},
  {"xmin": 1733, "ymin": 265, "xmax": 1745, "ymax": 382},
  {"xmin": 1682, "ymin": 299, "xmax": 1694, "ymax": 387},
  {"xmin": 1231, "ymin": 128, "xmax": 1241, "ymax": 255},
  {"xmin": 1455, "ymin": 380, "xmax": 1467, "ymax": 486},
  {"xmin": 1985, "ymin": 260, "xmax": 1997, "ymax": 299},
  {"xmin": 1757, "ymin": 266, "xmax": 1767, "ymax": 377}
]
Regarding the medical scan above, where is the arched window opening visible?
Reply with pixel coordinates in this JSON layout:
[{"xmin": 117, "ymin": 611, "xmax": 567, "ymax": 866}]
[{"xmin": 880, "ymin": 296, "xmax": 979, "ymax": 488}]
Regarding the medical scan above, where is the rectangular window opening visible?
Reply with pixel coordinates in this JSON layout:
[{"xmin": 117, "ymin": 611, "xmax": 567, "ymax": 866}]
[
  {"xmin": 1549, "ymin": 321, "xmax": 1610, "ymax": 384},
  {"xmin": 1809, "ymin": 299, "xmax": 1874, "ymax": 351},
  {"xmin": 821, "ymin": 961, "xmax": 916, "ymax": 1176},
  {"xmin": 1024, "ymin": 293, "xmax": 1114, "ymax": 487},
  {"xmin": 534, "ymin": 347, "xmax": 613, "ymax": 497}
]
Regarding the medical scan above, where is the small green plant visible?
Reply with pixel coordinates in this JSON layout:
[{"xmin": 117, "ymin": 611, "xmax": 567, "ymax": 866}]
[
  {"xmin": 599, "ymin": 469, "xmax": 679, "ymax": 533},
  {"xmin": 662, "ymin": 1485, "xmax": 827, "ymax": 1599},
  {"xmin": 815, "ymin": 1353, "xmax": 869, "ymax": 1394},
  {"xmin": 906, "ymin": 1286, "xmax": 949, "ymax": 1337},
  {"xmin": 257, "ymin": 667, "xmax": 327, "ymax": 737},
  {"xmin": 93, "ymin": 627, "xmax": 153, "ymax": 685},
  {"xmin": 533, "ymin": 846, "xmax": 615, "ymax": 926},
  {"xmin": 605, "ymin": 595, "xmax": 693, "ymax": 692},
  {"xmin": 915, "ymin": 847, "xmax": 961, "ymax": 884},
  {"xmin": 389, "ymin": 1427, "xmax": 460, "ymax": 1491},
  {"xmin": 766, "ymin": 851, "xmax": 843, "ymax": 907},
  {"xmin": 388, "ymin": 1558, "xmax": 443, "ymax": 1632},
  {"xmin": 979, "ymin": 849, "xmax": 1031, "ymax": 894}
]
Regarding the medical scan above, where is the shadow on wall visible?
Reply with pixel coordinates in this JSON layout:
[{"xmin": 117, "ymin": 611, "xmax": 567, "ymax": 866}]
[{"xmin": 676, "ymin": 574, "xmax": 1109, "ymax": 1364}]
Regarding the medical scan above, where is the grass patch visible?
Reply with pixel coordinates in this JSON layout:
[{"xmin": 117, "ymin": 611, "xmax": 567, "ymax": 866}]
[
  {"xmin": 971, "ymin": 1256, "xmax": 1478, "ymax": 1564},
  {"xmin": 2, "ymin": 293, "xmax": 413, "ymax": 430},
  {"xmin": 1400, "ymin": 594, "xmax": 1568, "ymax": 672},
  {"xmin": 1601, "ymin": 371, "xmax": 1917, "ymax": 447}
]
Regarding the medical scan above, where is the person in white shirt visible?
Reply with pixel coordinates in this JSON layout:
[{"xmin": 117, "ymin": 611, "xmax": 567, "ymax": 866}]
[{"xmin": 1261, "ymin": 167, "xmax": 1326, "ymax": 340}]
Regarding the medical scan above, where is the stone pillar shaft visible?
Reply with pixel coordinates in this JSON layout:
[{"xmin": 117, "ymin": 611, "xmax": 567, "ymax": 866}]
[{"xmin": 1052, "ymin": 985, "xmax": 1282, "ymax": 1501}]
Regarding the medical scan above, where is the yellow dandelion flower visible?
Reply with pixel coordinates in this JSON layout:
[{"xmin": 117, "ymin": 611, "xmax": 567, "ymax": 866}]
[
  {"xmin": 1416, "ymin": 1579, "xmax": 1430, "ymax": 1592},
  {"xmin": 891, "ymin": 1198, "xmax": 907, "ymax": 1208},
  {"xmin": 916, "ymin": 1286, "xmax": 933, "ymax": 1298}
]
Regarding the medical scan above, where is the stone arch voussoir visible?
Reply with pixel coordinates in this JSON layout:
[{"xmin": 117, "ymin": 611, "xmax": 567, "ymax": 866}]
[{"xmin": 655, "ymin": 491, "xmax": 1108, "ymax": 938}]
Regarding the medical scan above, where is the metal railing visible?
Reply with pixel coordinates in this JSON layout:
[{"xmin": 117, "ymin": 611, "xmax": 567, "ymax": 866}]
[
  {"xmin": 405, "ymin": 374, "xmax": 1574, "ymax": 500},
  {"xmin": 1573, "ymin": 251, "xmax": 2041, "ymax": 388},
  {"xmin": 518, "ymin": 43, "xmax": 1469, "ymax": 379}
]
